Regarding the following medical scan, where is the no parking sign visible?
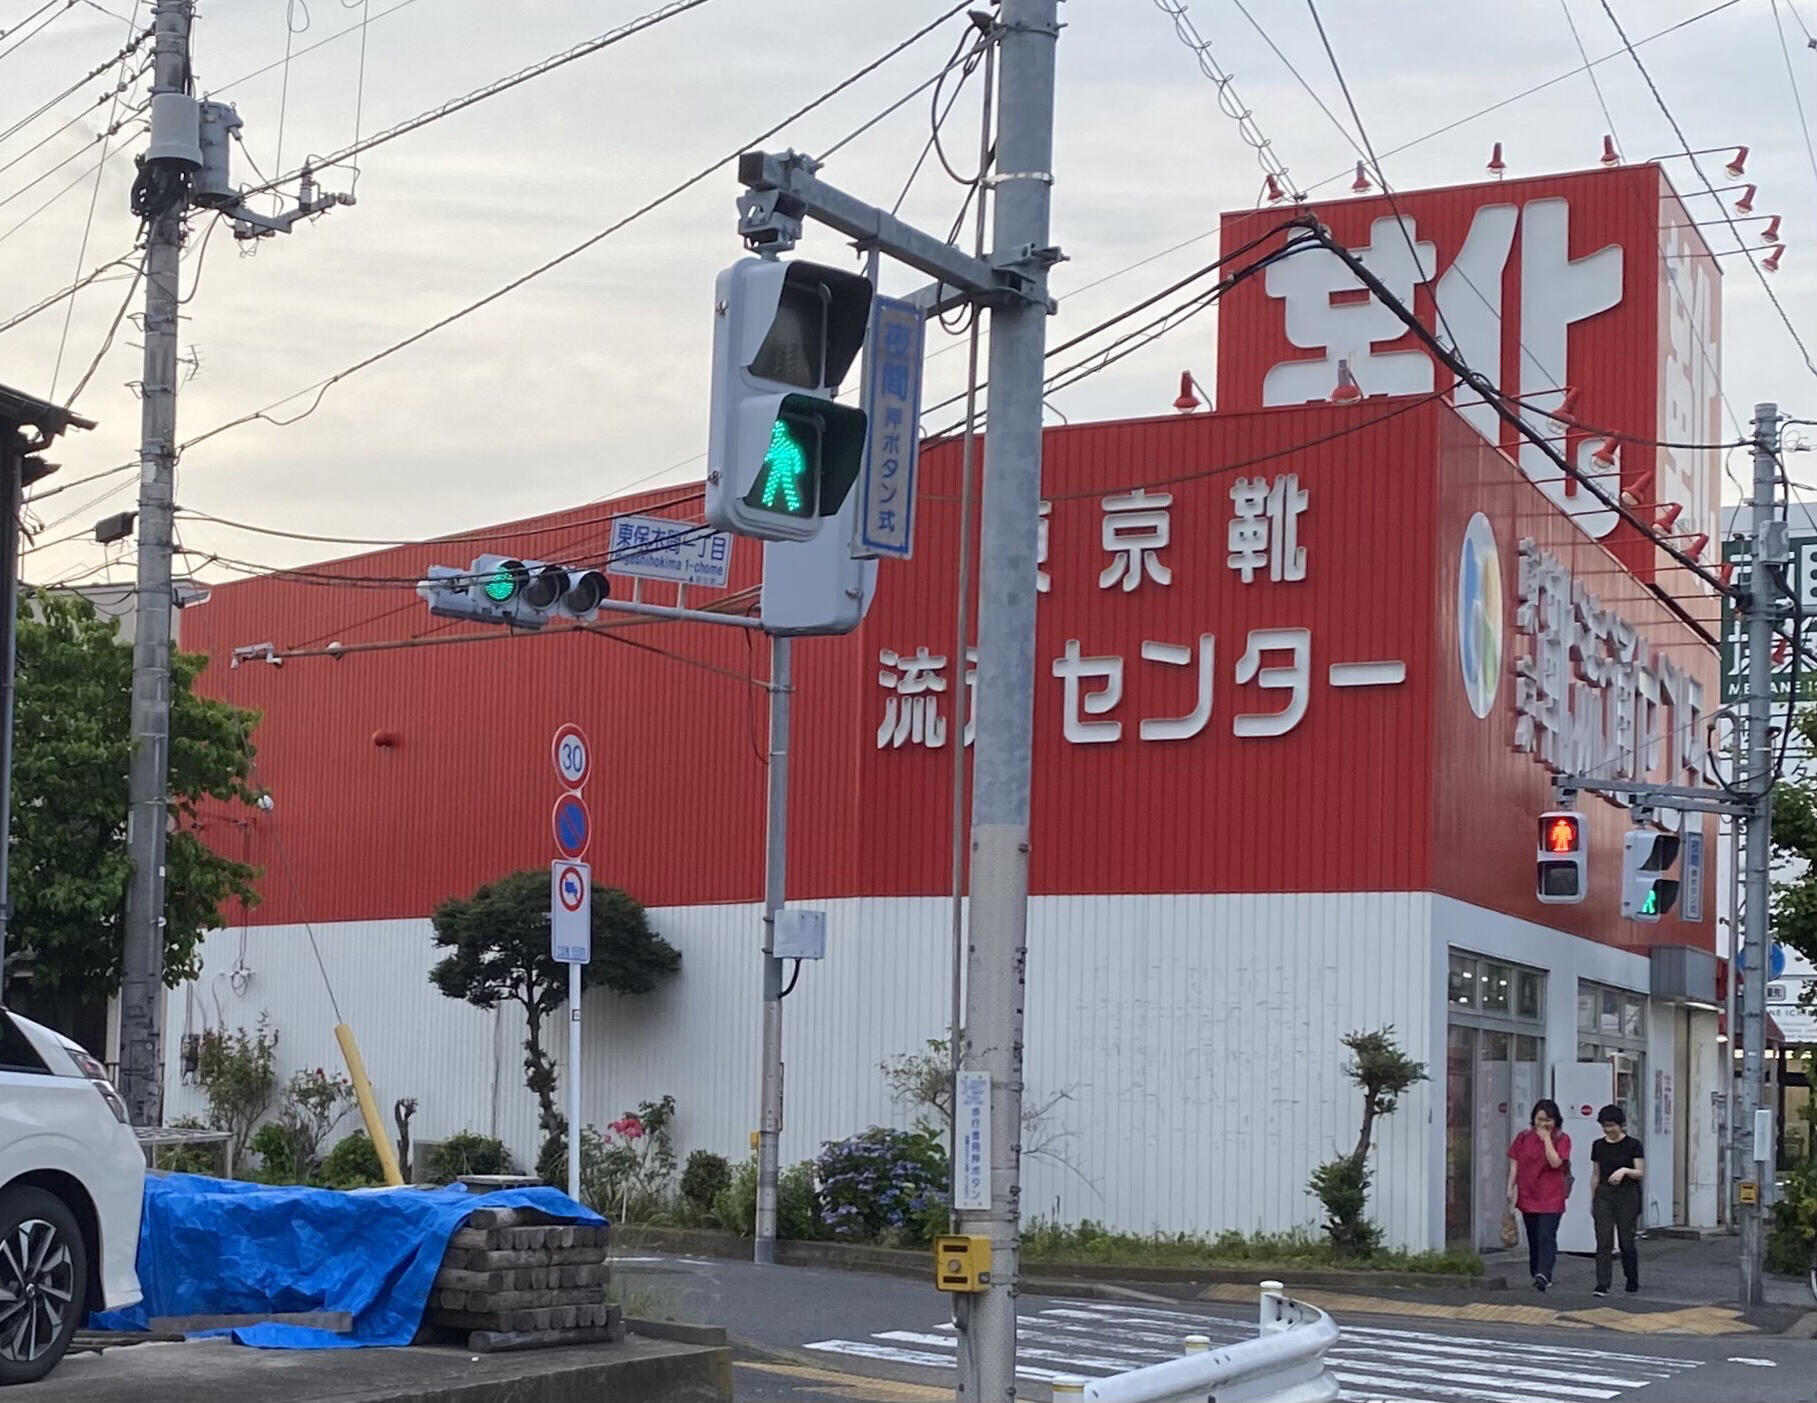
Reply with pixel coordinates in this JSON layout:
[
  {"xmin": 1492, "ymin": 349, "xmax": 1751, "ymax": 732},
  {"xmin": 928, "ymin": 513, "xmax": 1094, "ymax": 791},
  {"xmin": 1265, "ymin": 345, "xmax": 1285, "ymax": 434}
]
[{"xmin": 551, "ymin": 860, "xmax": 591, "ymax": 964}]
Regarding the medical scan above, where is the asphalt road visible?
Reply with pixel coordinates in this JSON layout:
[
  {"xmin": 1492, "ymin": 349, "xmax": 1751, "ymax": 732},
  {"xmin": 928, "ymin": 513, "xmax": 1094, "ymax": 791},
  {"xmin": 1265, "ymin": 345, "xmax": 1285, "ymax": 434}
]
[{"xmin": 613, "ymin": 1253, "xmax": 1817, "ymax": 1403}]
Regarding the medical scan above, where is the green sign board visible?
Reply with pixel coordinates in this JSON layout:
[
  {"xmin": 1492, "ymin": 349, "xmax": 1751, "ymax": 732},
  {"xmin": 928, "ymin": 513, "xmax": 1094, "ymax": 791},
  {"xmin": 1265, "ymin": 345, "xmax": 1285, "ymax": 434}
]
[{"xmin": 1720, "ymin": 535, "xmax": 1817, "ymax": 703}]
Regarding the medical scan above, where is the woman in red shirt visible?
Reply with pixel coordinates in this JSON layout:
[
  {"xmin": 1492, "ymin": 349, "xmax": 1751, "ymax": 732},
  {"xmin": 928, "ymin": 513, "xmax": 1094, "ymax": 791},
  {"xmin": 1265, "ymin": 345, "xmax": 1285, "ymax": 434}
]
[{"xmin": 1506, "ymin": 1099, "xmax": 1571, "ymax": 1291}]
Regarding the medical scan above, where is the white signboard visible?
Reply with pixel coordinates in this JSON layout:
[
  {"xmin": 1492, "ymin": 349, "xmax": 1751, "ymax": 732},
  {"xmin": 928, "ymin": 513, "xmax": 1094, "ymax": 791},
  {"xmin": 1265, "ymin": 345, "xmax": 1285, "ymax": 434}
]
[
  {"xmin": 857, "ymin": 295, "xmax": 926, "ymax": 559},
  {"xmin": 1554, "ymin": 1060, "xmax": 1614, "ymax": 1254},
  {"xmin": 551, "ymin": 860, "xmax": 591, "ymax": 965},
  {"xmin": 1767, "ymin": 977, "xmax": 1817, "ymax": 1044},
  {"xmin": 956, "ymin": 1070, "xmax": 991, "ymax": 1211},
  {"xmin": 607, "ymin": 513, "xmax": 732, "ymax": 588}
]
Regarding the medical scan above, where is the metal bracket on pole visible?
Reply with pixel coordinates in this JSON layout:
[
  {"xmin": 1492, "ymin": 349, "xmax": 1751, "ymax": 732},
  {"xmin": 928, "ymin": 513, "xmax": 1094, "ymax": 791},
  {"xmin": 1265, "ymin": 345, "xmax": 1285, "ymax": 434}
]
[
  {"xmin": 737, "ymin": 150, "xmax": 1016, "ymax": 303},
  {"xmin": 226, "ymin": 168, "xmax": 355, "ymax": 241},
  {"xmin": 1549, "ymin": 774, "xmax": 1754, "ymax": 818}
]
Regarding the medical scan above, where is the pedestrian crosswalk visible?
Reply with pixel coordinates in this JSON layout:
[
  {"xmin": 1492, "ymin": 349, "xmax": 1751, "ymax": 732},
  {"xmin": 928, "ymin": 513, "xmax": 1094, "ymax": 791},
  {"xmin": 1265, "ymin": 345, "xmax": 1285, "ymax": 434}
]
[{"xmin": 804, "ymin": 1299, "xmax": 1705, "ymax": 1401}]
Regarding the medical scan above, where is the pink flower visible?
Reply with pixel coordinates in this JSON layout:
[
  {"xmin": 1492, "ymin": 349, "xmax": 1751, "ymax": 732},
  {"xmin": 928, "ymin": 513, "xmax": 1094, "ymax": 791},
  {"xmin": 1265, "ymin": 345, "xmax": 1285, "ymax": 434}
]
[{"xmin": 609, "ymin": 1115, "xmax": 645, "ymax": 1141}]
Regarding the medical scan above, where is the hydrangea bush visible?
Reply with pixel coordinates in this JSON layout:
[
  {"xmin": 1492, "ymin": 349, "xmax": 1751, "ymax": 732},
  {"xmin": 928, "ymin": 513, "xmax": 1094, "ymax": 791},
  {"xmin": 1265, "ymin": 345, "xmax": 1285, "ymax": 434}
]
[{"xmin": 813, "ymin": 1126, "xmax": 949, "ymax": 1246}]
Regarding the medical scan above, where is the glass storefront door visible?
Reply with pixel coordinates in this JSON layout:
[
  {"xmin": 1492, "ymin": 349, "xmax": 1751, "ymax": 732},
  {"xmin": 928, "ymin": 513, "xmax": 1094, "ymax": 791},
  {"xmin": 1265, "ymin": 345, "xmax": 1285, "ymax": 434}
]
[{"xmin": 1447, "ymin": 950, "xmax": 1548, "ymax": 1249}]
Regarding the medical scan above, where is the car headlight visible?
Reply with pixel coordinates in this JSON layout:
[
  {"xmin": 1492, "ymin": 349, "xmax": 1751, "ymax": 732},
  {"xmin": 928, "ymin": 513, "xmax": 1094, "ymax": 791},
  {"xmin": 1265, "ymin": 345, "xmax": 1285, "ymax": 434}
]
[{"xmin": 69, "ymin": 1047, "xmax": 130, "ymax": 1124}]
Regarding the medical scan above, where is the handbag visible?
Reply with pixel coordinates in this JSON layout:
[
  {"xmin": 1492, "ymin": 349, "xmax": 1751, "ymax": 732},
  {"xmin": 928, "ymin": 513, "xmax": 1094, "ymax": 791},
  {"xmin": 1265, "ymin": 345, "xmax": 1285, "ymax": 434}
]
[{"xmin": 1500, "ymin": 1208, "xmax": 1520, "ymax": 1249}]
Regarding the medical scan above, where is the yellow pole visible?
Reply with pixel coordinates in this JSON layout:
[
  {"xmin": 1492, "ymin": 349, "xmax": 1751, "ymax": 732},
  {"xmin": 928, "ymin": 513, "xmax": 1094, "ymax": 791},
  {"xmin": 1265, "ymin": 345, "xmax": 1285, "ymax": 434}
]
[{"xmin": 335, "ymin": 1023, "xmax": 404, "ymax": 1187}]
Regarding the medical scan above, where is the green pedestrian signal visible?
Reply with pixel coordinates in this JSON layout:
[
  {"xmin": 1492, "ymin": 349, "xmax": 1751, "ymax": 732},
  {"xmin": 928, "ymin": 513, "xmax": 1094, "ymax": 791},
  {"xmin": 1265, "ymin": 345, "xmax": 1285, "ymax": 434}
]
[
  {"xmin": 755, "ymin": 416, "xmax": 812, "ymax": 515},
  {"xmin": 706, "ymin": 258, "xmax": 875, "ymax": 543},
  {"xmin": 1621, "ymin": 829, "xmax": 1681, "ymax": 922}
]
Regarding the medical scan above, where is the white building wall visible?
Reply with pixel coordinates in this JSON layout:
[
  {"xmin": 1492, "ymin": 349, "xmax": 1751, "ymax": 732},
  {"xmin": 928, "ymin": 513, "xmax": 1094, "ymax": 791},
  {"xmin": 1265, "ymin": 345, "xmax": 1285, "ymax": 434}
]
[{"xmin": 163, "ymin": 892, "xmax": 1438, "ymax": 1247}]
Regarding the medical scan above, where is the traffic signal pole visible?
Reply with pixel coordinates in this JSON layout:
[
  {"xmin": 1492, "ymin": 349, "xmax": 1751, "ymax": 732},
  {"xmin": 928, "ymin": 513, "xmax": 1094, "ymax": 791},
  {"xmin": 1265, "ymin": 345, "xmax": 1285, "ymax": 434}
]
[
  {"xmin": 1738, "ymin": 401, "xmax": 1783, "ymax": 1307},
  {"xmin": 1547, "ymin": 404, "xmax": 1789, "ymax": 1312},
  {"xmin": 958, "ymin": 4, "xmax": 1058, "ymax": 1400},
  {"xmin": 723, "ymin": 25, "xmax": 1059, "ymax": 1384},
  {"xmin": 755, "ymin": 633, "xmax": 790, "ymax": 1262}
]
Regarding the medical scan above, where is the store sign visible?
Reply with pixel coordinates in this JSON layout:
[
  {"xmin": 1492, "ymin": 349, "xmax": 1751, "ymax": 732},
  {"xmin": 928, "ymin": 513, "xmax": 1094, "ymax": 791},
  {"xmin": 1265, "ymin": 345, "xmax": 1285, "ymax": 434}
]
[
  {"xmin": 875, "ymin": 473, "xmax": 1406, "ymax": 751},
  {"xmin": 1512, "ymin": 538, "xmax": 1707, "ymax": 788},
  {"xmin": 1720, "ymin": 535, "xmax": 1817, "ymax": 702},
  {"xmin": 1767, "ymin": 977, "xmax": 1817, "ymax": 1044},
  {"xmin": 1216, "ymin": 167, "xmax": 1722, "ymax": 564}
]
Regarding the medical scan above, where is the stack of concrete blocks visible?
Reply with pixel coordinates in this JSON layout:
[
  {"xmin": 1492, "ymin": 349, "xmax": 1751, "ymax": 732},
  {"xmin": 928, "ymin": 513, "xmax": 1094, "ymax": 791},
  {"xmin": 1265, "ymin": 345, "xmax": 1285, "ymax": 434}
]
[{"xmin": 417, "ymin": 1205, "xmax": 623, "ymax": 1353}]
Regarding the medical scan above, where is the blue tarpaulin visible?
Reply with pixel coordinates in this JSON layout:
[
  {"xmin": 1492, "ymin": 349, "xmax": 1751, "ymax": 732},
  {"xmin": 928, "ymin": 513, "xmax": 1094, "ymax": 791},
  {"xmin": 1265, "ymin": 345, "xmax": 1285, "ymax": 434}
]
[{"xmin": 92, "ymin": 1172, "xmax": 606, "ymax": 1349}]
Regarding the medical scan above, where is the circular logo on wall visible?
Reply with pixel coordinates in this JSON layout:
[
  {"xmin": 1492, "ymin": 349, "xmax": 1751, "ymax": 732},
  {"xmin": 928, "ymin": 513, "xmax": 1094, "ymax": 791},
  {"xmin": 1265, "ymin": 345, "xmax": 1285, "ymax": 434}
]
[{"xmin": 1457, "ymin": 512, "xmax": 1503, "ymax": 720}]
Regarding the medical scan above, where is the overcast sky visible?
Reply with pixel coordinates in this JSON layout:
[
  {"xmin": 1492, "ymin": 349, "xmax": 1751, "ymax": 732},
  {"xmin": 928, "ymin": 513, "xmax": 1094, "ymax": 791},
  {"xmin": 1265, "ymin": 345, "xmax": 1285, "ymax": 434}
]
[{"xmin": 1, "ymin": 0, "xmax": 1811, "ymax": 591}]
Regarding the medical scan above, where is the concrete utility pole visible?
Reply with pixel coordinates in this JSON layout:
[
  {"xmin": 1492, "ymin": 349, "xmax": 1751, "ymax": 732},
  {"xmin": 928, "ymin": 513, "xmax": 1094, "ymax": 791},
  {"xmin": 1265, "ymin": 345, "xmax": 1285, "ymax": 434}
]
[
  {"xmin": 117, "ymin": 0, "xmax": 192, "ymax": 1126},
  {"xmin": 957, "ymin": 2, "xmax": 1059, "ymax": 1399},
  {"xmin": 754, "ymin": 634, "xmax": 791, "ymax": 1262},
  {"xmin": 1738, "ymin": 401, "xmax": 1785, "ymax": 1308}
]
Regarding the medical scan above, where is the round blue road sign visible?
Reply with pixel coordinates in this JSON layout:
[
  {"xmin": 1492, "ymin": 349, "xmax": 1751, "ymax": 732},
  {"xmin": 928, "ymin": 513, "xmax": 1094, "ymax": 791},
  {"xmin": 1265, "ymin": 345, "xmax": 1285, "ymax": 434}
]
[
  {"xmin": 1737, "ymin": 943, "xmax": 1789, "ymax": 980},
  {"xmin": 552, "ymin": 792, "xmax": 590, "ymax": 860}
]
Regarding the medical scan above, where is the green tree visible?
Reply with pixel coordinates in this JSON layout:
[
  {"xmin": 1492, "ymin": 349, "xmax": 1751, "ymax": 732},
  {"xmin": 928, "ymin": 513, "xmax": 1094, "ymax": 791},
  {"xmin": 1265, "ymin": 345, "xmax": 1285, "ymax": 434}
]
[
  {"xmin": 428, "ymin": 870, "xmax": 680, "ymax": 1138},
  {"xmin": 6, "ymin": 591, "xmax": 260, "ymax": 998},
  {"xmin": 1771, "ymin": 709, "xmax": 1817, "ymax": 967},
  {"xmin": 1309, "ymin": 1027, "xmax": 1428, "ymax": 1258}
]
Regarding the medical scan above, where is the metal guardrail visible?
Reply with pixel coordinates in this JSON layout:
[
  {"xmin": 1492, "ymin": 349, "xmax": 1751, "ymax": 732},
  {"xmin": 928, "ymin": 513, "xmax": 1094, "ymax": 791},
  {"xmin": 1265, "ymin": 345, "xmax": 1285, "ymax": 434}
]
[{"xmin": 1051, "ymin": 1281, "xmax": 1339, "ymax": 1403}]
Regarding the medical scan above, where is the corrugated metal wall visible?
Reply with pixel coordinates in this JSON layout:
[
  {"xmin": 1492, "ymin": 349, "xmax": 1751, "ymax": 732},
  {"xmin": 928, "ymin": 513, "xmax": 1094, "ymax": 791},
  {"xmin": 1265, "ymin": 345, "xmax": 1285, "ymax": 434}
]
[
  {"xmin": 164, "ymin": 890, "xmax": 1437, "ymax": 1246},
  {"xmin": 181, "ymin": 403, "xmax": 1445, "ymax": 928}
]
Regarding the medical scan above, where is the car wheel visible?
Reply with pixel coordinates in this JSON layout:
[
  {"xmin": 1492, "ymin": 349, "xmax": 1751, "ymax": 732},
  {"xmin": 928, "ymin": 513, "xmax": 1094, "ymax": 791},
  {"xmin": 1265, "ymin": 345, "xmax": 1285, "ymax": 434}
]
[{"xmin": 0, "ymin": 1187, "xmax": 89, "ymax": 1386}]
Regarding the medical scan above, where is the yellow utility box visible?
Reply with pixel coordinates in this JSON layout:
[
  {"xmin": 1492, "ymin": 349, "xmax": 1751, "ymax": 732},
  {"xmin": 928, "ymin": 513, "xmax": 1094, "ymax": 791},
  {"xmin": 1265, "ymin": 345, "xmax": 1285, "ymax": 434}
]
[{"xmin": 934, "ymin": 1235, "xmax": 991, "ymax": 1293}]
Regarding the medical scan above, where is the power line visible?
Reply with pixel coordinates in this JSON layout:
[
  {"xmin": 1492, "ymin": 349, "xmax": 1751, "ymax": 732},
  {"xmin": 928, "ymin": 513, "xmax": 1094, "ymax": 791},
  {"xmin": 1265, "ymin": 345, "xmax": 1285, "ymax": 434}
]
[
  {"xmin": 170, "ymin": 3, "xmax": 977, "ymax": 462},
  {"xmin": 1773, "ymin": 0, "xmax": 1817, "ymax": 204},
  {"xmin": 0, "ymin": 0, "xmax": 74, "ymax": 65},
  {"xmin": 208, "ymin": 0, "xmax": 425, "ymax": 97},
  {"xmin": 0, "ymin": 123, "xmax": 143, "ymax": 248},
  {"xmin": 0, "ymin": 64, "xmax": 143, "ymax": 182},
  {"xmin": 59, "ymin": 250, "xmax": 142, "ymax": 406},
  {"xmin": 1598, "ymin": 0, "xmax": 1817, "ymax": 382},
  {"xmin": 1557, "ymin": 0, "xmax": 1624, "ymax": 145},
  {"xmin": 0, "ymin": 25, "xmax": 146, "ymax": 147},
  {"xmin": 241, "ymin": 0, "xmax": 724, "ymax": 197},
  {"xmin": 0, "ymin": 249, "xmax": 139, "ymax": 335},
  {"xmin": 1152, "ymin": 0, "xmax": 1302, "ymax": 201},
  {"xmin": 172, "ymin": 483, "xmax": 705, "ymax": 550},
  {"xmin": 51, "ymin": 6, "xmax": 139, "ymax": 398},
  {"xmin": 0, "ymin": 97, "xmax": 141, "ymax": 217},
  {"xmin": 1303, "ymin": 0, "xmax": 1466, "ymax": 360}
]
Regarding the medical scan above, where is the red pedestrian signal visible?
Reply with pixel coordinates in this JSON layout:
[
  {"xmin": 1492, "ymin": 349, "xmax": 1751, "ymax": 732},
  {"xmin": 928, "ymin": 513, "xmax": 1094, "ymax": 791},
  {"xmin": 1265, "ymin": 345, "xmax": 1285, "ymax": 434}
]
[
  {"xmin": 1542, "ymin": 814, "xmax": 1582, "ymax": 855},
  {"xmin": 1537, "ymin": 810, "xmax": 1586, "ymax": 904}
]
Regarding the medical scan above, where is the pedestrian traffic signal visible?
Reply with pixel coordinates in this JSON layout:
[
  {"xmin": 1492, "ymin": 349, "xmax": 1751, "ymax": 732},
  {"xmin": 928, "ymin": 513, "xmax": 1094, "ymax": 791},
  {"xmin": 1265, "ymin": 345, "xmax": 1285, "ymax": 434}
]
[
  {"xmin": 1536, "ymin": 811, "xmax": 1586, "ymax": 904},
  {"xmin": 417, "ymin": 554, "xmax": 607, "ymax": 629},
  {"xmin": 1621, "ymin": 829, "xmax": 1681, "ymax": 922},
  {"xmin": 706, "ymin": 256, "xmax": 872, "ymax": 542}
]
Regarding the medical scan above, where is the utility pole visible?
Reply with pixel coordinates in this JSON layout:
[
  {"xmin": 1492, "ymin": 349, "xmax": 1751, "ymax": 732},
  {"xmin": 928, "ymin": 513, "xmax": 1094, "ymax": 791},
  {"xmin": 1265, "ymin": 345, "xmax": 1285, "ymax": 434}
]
[
  {"xmin": 1738, "ymin": 400, "xmax": 1785, "ymax": 1308},
  {"xmin": 114, "ymin": 1, "xmax": 347, "ymax": 1124},
  {"xmin": 754, "ymin": 633, "xmax": 790, "ymax": 1262},
  {"xmin": 117, "ymin": 0, "xmax": 191, "ymax": 1126},
  {"xmin": 957, "ymin": 2, "xmax": 1059, "ymax": 1400}
]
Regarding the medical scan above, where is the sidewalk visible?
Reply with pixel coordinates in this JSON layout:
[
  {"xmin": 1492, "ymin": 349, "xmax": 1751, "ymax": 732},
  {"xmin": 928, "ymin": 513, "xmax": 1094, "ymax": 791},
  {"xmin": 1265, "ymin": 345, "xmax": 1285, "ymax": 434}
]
[{"xmin": 1482, "ymin": 1229, "xmax": 1808, "ymax": 1310}]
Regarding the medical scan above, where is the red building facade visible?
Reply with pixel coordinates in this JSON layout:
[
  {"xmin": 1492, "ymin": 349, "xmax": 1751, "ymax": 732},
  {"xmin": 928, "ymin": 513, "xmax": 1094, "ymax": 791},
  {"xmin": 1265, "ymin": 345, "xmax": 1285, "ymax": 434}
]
[{"xmin": 162, "ymin": 165, "xmax": 1726, "ymax": 1250}]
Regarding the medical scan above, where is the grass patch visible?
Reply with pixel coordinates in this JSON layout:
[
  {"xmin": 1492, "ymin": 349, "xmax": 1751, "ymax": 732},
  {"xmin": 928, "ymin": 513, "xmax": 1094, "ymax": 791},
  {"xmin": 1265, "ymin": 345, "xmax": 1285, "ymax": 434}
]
[
  {"xmin": 1019, "ymin": 1219, "xmax": 1482, "ymax": 1277},
  {"xmin": 608, "ymin": 1275, "xmax": 690, "ymax": 1322}
]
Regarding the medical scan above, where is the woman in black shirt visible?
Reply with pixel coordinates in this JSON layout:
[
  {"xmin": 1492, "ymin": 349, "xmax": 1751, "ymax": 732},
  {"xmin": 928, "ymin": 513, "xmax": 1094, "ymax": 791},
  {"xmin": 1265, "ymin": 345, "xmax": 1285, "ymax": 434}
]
[{"xmin": 1589, "ymin": 1104, "xmax": 1646, "ymax": 1297}]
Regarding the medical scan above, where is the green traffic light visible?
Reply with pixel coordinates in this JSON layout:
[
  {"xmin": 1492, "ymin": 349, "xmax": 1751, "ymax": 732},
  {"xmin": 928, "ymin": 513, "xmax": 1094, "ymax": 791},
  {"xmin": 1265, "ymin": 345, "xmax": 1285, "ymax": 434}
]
[
  {"xmin": 756, "ymin": 416, "xmax": 812, "ymax": 516},
  {"xmin": 1641, "ymin": 887, "xmax": 1658, "ymax": 916},
  {"xmin": 483, "ymin": 570, "xmax": 518, "ymax": 603}
]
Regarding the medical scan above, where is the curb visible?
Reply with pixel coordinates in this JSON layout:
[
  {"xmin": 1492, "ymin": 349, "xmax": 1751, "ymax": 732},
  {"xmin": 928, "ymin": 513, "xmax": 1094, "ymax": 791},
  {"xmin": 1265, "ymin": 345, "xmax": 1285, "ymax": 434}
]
[{"xmin": 613, "ymin": 1225, "xmax": 1501, "ymax": 1293}]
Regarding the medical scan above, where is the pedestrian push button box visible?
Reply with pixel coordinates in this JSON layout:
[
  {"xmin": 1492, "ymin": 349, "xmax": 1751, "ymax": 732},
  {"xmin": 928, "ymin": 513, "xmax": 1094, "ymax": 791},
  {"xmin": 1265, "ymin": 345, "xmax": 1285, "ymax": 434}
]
[{"xmin": 934, "ymin": 1235, "xmax": 990, "ymax": 1293}]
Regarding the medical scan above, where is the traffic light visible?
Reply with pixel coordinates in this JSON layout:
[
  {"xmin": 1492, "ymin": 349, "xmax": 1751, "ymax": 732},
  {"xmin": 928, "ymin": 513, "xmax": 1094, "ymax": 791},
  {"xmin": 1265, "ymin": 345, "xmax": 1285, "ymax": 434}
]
[
  {"xmin": 417, "ymin": 555, "xmax": 607, "ymax": 630},
  {"xmin": 706, "ymin": 256, "xmax": 872, "ymax": 542},
  {"xmin": 1621, "ymin": 829, "xmax": 1681, "ymax": 922},
  {"xmin": 1536, "ymin": 811, "xmax": 1586, "ymax": 904}
]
